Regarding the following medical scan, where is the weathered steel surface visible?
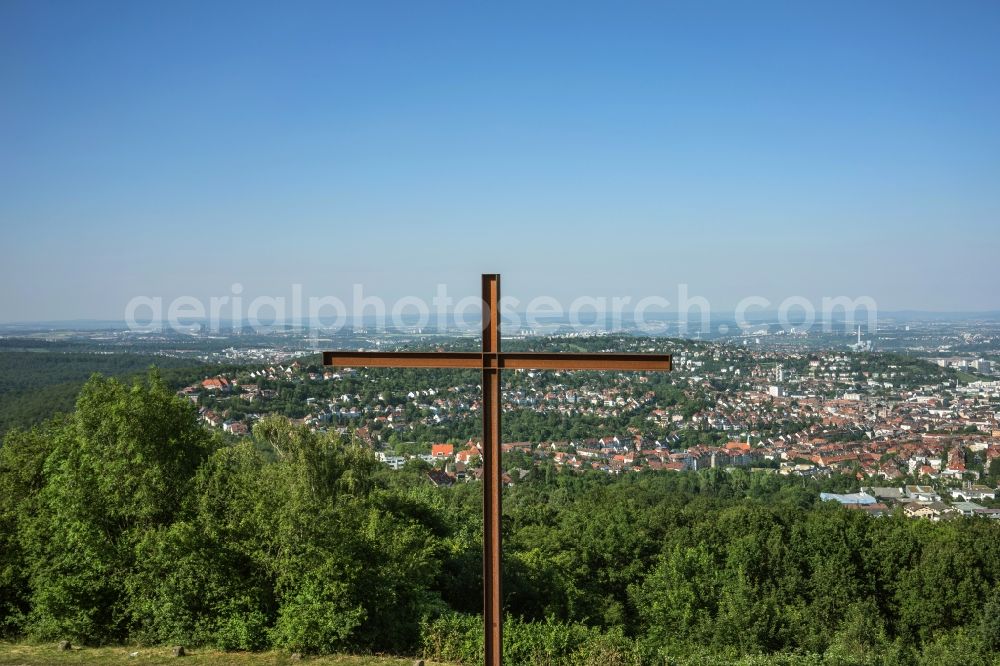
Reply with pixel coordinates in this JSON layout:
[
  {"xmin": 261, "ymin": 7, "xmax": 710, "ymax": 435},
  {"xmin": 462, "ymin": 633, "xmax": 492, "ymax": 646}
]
[{"xmin": 323, "ymin": 274, "xmax": 670, "ymax": 666}]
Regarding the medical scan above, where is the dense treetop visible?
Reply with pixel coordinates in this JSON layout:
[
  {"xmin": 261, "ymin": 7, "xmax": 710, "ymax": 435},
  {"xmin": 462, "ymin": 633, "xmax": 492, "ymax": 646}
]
[{"xmin": 0, "ymin": 371, "xmax": 998, "ymax": 664}]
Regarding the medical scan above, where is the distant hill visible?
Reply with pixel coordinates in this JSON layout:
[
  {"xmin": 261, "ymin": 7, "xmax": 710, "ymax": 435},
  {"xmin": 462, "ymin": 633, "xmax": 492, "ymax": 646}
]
[{"xmin": 0, "ymin": 346, "xmax": 205, "ymax": 441}]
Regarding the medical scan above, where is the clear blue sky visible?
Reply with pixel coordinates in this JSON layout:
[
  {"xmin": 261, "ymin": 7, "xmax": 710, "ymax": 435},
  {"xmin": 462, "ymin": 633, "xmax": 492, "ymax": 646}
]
[{"xmin": 1, "ymin": 0, "xmax": 998, "ymax": 321}]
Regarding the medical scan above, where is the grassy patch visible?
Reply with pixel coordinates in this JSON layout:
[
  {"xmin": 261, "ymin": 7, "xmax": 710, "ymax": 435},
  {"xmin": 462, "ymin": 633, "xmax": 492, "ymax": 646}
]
[{"xmin": 0, "ymin": 643, "xmax": 436, "ymax": 666}]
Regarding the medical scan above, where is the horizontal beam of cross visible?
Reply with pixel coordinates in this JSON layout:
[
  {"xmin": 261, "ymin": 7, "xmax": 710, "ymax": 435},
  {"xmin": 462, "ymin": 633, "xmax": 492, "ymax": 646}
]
[{"xmin": 323, "ymin": 351, "xmax": 671, "ymax": 371}]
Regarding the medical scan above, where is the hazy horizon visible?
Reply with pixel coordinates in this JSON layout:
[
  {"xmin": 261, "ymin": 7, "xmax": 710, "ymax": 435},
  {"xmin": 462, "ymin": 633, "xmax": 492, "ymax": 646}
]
[{"xmin": 4, "ymin": 307, "xmax": 1000, "ymax": 330}]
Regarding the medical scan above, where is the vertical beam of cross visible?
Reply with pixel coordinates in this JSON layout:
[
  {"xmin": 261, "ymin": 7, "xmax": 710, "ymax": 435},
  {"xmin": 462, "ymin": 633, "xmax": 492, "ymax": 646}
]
[
  {"xmin": 322, "ymin": 274, "xmax": 671, "ymax": 666},
  {"xmin": 481, "ymin": 273, "xmax": 502, "ymax": 666}
]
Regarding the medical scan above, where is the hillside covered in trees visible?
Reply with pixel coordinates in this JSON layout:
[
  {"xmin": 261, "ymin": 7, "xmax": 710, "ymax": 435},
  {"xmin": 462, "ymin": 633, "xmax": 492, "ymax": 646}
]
[
  {"xmin": 1, "ymin": 372, "xmax": 999, "ymax": 665},
  {"xmin": 0, "ymin": 343, "xmax": 239, "ymax": 440}
]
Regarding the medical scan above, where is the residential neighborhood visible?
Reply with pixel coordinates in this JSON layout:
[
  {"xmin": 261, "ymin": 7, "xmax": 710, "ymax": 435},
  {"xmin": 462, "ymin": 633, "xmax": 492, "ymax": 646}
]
[{"xmin": 178, "ymin": 333, "xmax": 1000, "ymax": 519}]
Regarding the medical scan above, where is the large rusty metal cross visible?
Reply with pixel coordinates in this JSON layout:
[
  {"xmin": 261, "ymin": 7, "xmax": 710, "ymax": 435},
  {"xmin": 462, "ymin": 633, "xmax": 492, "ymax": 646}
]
[{"xmin": 323, "ymin": 274, "xmax": 671, "ymax": 666}]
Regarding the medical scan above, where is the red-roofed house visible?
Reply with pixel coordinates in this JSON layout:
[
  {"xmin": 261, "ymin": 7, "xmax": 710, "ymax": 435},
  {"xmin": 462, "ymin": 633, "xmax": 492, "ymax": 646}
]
[
  {"xmin": 202, "ymin": 377, "xmax": 231, "ymax": 391},
  {"xmin": 431, "ymin": 443, "xmax": 455, "ymax": 458},
  {"xmin": 456, "ymin": 448, "xmax": 480, "ymax": 464}
]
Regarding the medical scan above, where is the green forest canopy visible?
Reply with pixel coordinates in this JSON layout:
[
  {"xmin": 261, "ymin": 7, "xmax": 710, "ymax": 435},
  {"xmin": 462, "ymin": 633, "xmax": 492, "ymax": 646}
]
[
  {"xmin": 0, "ymin": 346, "xmax": 233, "ymax": 440},
  {"xmin": 0, "ymin": 372, "xmax": 998, "ymax": 665}
]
